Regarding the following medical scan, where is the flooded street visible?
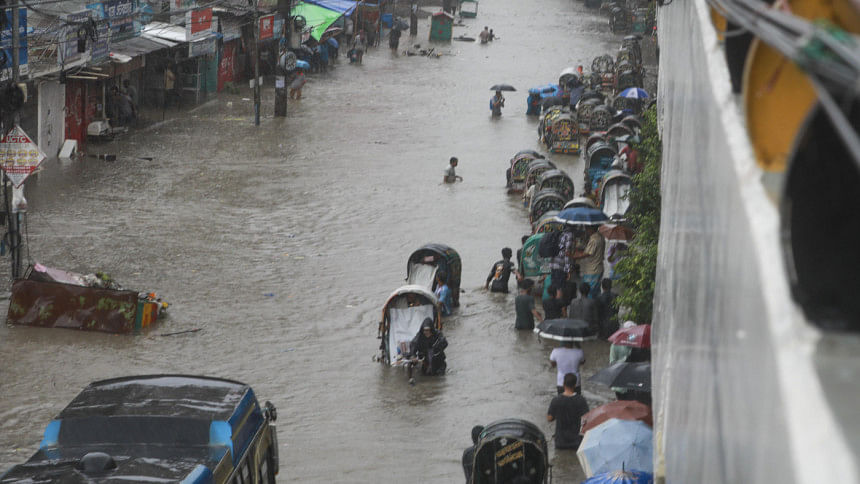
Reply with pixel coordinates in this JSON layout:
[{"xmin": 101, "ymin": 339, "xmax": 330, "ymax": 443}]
[{"xmin": 0, "ymin": 0, "xmax": 624, "ymax": 480}]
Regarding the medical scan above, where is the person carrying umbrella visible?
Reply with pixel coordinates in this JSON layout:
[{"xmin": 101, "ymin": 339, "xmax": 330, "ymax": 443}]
[
  {"xmin": 490, "ymin": 90, "xmax": 505, "ymax": 116},
  {"xmin": 547, "ymin": 373, "xmax": 589, "ymax": 450},
  {"xmin": 389, "ymin": 25, "xmax": 402, "ymax": 50}
]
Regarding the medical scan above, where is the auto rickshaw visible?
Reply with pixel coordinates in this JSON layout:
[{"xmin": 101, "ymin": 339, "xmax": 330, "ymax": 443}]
[
  {"xmin": 407, "ymin": 243, "xmax": 461, "ymax": 306},
  {"xmin": 631, "ymin": 7, "xmax": 651, "ymax": 33},
  {"xmin": 546, "ymin": 111, "xmax": 580, "ymax": 154},
  {"xmin": 585, "ymin": 141, "xmax": 618, "ymax": 193},
  {"xmin": 529, "ymin": 189, "xmax": 567, "ymax": 225},
  {"xmin": 519, "ymin": 233, "xmax": 552, "ymax": 279},
  {"xmin": 536, "ymin": 169, "xmax": 575, "ymax": 201},
  {"xmin": 377, "ymin": 285, "xmax": 442, "ymax": 367},
  {"xmin": 468, "ymin": 418, "xmax": 550, "ymax": 484}
]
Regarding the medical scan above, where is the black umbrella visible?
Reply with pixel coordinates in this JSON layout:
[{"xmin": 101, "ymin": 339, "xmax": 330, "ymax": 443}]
[
  {"xmin": 393, "ymin": 18, "xmax": 409, "ymax": 31},
  {"xmin": 534, "ymin": 318, "xmax": 597, "ymax": 342},
  {"xmin": 588, "ymin": 361, "xmax": 651, "ymax": 391},
  {"xmin": 490, "ymin": 84, "xmax": 516, "ymax": 92}
]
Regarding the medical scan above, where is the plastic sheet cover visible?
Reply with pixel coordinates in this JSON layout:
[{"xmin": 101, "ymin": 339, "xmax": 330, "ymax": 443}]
[{"xmin": 653, "ymin": 1, "xmax": 858, "ymax": 482}]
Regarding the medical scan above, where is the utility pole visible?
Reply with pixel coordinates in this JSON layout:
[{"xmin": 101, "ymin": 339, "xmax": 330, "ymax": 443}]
[
  {"xmin": 254, "ymin": 0, "xmax": 261, "ymax": 126},
  {"xmin": 274, "ymin": 0, "xmax": 289, "ymax": 117}
]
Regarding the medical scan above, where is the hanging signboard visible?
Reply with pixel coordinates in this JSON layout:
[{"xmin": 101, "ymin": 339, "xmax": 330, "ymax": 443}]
[
  {"xmin": 58, "ymin": 10, "xmax": 93, "ymax": 66},
  {"xmin": 87, "ymin": 0, "xmax": 136, "ymax": 43},
  {"xmin": 0, "ymin": 126, "xmax": 48, "ymax": 188},
  {"xmin": 259, "ymin": 14, "xmax": 275, "ymax": 40},
  {"xmin": 0, "ymin": 8, "xmax": 28, "ymax": 81},
  {"xmin": 90, "ymin": 20, "xmax": 112, "ymax": 62},
  {"xmin": 186, "ymin": 7, "xmax": 212, "ymax": 41}
]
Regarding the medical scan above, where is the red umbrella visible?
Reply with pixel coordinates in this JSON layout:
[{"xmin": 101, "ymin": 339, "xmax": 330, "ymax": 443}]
[
  {"xmin": 608, "ymin": 323, "xmax": 651, "ymax": 348},
  {"xmin": 580, "ymin": 400, "xmax": 653, "ymax": 434},
  {"xmin": 598, "ymin": 223, "xmax": 635, "ymax": 241}
]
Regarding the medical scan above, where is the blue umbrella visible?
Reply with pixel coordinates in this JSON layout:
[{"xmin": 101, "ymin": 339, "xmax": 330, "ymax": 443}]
[
  {"xmin": 618, "ymin": 87, "xmax": 649, "ymax": 99},
  {"xmin": 582, "ymin": 469, "xmax": 654, "ymax": 484},
  {"xmin": 326, "ymin": 37, "xmax": 339, "ymax": 48},
  {"xmin": 577, "ymin": 419, "xmax": 653, "ymax": 477},
  {"xmin": 555, "ymin": 206, "xmax": 609, "ymax": 226},
  {"xmin": 295, "ymin": 59, "xmax": 310, "ymax": 70}
]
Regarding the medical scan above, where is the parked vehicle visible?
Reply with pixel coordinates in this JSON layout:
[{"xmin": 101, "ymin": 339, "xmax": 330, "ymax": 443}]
[
  {"xmin": 536, "ymin": 169, "xmax": 575, "ymax": 201},
  {"xmin": 533, "ymin": 210, "xmax": 565, "ymax": 234},
  {"xmin": 525, "ymin": 159, "xmax": 557, "ymax": 192},
  {"xmin": 605, "ymin": 122, "xmax": 634, "ymax": 141},
  {"xmin": 563, "ymin": 196, "xmax": 598, "ymax": 210},
  {"xmin": 610, "ymin": 7, "xmax": 632, "ymax": 33},
  {"xmin": 519, "ymin": 233, "xmax": 552, "ymax": 279},
  {"xmin": 545, "ymin": 111, "xmax": 581, "ymax": 154},
  {"xmin": 598, "ymin": 170, "xmax": 633, "ymax": 219},
  {"xmin": 576, "ymin": 98, "xmax": 601, "ymax": 135},
  {"xmin": 0, "ymin": 375, "xmax": 279, "ymax": 484},
  {"xmin": 6, "ymin": 264, "xmax": 166, "ymax": 334},
  {"xmin": 588, "ymin": 104, "xmax": 614, "ymax": 134},
  {"xmin": 509, "ymin": 152, "xmax": 543, "ymax": 192},
  {"xmin": 407, "ymin": 243, "xmax": 461, "ymax": 306},
  {"xmin": 467, "ymin": 418, "xmax": 550, "ymax": 484},
  {"xmin": 459, "ymin": 0, "xmax": 478, "ymax": 18},
  {"xmin": 585, "ymin": 133, "xmax": 608, "ymax": 153},
  {"xmin": 585, "ymin": 141, "xmax": 618, "ymax": 193},
  {"xmin": 529, "ymin": 189, "xmax": 567, "ymax": 225},
  {"xmin": 377, "ymin": 285, "xmax": 442, "ymax": 366}
]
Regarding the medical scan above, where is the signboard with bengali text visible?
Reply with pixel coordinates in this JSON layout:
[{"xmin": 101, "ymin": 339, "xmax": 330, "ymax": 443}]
[
  {"xmin": 0, "ymin": 126, "xmax": 47, "ymax": 187},
  {"xmin": 186, "ymin": 7, "xmax": 212, "ymax": 41},
  {"xmin": 259, "ymin": 14, "xmax": 275, "ymax": 40},
  {"xmin": 0, "ymin": 8, "xmax": 28, "ymax": 81}
]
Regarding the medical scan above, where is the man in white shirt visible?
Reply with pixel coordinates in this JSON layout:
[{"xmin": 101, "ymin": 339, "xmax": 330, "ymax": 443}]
[{"xmin": 549, "ymin": 341, "xmax": 585, "ymax": 394}]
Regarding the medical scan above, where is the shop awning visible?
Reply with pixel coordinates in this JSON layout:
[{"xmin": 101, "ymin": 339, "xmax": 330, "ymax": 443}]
[
  {"xmin": 109, "ymin": 36, "xmax": 174, "ymax": 62},
  {"xmin": 292, "ymin": 2, "xmax": 344, "ymax": 40}
]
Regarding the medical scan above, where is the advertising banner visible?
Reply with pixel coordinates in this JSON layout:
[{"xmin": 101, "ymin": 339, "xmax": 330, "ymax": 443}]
[
  {"xmin": 58, "ymin": 10, "xmax": 93, "ymax": 66},
  {"xmin": 259, "ymin": 14, "xmax": 275, "ymax": 40},
  {"xmin": 186, "ymin": 7, "xmax": 212, "ymax": 40},
  {"xmin": 189, "ymin": 35, "xmax": 216, "ymax": 57},
  {"xmin": 87, "ymin": 0, "xmax": 136, "ymax": 42},
  {"xmin": 0, "ymin": 8, "xmax": 28, "ymax": 81},
  {"xmin": 0, "ymin": 126, "xmax": 47, "ymax": 188}
]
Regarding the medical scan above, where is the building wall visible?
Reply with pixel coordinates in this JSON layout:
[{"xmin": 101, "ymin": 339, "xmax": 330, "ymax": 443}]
[{"xmin": 653, "ymin": 1, "xmax": 859, "ymax": 482}]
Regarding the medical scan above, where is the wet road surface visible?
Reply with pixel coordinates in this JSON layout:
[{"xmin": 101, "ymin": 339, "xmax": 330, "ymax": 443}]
[{"xmin": 0, "ymin": 0, "xmax": 625, "ymax": 481}]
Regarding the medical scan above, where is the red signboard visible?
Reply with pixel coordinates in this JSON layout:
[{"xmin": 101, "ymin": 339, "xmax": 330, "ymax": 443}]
[
  {"xmin": 189, "ymin": 7, "xmax": 212, "ymax": 36},
  {"xmin": 218, "ymin": 40, "xmax": 236, "ymax": 92},
  {"xmin": 259, "ymin": 14, "xmax": 275, "ymax": 40}
]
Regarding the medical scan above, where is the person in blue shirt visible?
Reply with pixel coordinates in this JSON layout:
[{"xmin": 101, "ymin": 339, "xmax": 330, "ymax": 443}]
[{"xmin": 435, "ymin": 271, "xmax": 453, "ymax": 316}]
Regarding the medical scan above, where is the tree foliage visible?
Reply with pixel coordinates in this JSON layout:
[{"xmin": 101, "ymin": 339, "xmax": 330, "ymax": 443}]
[{"xmin": 614, "ymin": 106, "xmax": 661, "ymax": 323}]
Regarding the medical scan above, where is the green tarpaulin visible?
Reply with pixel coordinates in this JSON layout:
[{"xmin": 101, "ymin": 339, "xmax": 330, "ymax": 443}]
[{"xmin": 292, "ymin": 2, "xmax": 343, "ymax": 40}]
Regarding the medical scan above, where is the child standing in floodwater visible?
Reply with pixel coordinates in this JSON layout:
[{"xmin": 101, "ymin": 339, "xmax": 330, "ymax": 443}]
[{"xmin": 444, "ymin": 157, "xmax": 463, "ymax": 183}]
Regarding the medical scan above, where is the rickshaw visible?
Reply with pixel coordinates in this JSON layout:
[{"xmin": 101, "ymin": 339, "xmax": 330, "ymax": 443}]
[
  {"xmin": 588, "ymin": 104, "xmax": 614, "ymax": 134},
  {"xmin": 617, "ymin": 44, "xmax": 641, "ymax": 70},
  {"xmin": 546, "ymin": 111, "xmax": 580, "ymax": 154},
  {"xmin": 519, "ymin": 233, "xmax": 552, "ymax": 279},
  {"xmin": 468, "ymin": 418, "xmax": 550, "ymax": 484},
  {"xmin": 558, "ymin": 68, "xmax": 582, "ymax": 91},
  {"xmin": 613, "ymin": 95, "xmax": 643, "ymax": 115},
  {"xmin": 579, "ymin": 89, "xmax": 606, "ymax": 105},
  {"xmin": 529, "ymin": 189, "xmax": 567, "ymax": 225},
  {"xmin": 576, "ymin": 98, "xmax": 600, "ymax": 135},
  {"xmin": 563, "ymin": 196, "xmax": 597, "ymax": 210},
  {"xmin": 615, "ymin": 68, "xmax": 642, "ymax": 93},
  {"xmin": 536, "ymin": 169, "xmax": 575, "ymax": 200},
  {"xmin": 585, "ymin": 133, "xmax": 607, "ymax": 153},
  {"xmin": 538, "ymin": 107, "xmax": 566, "ymax": 147},
  {"xmin": 621, "ymin": 114, "xmax": 642, "ymax": 131},
  {"xmin": 610, "ymin": 6, "xmax": 632, "ymax": 34},
  {"xmin": 605, "ymin": 122, "xmax": 634, "ymax": 141},
  {"xmin": 534, "ymin": 210, "xmax": 565, "ymax": 234},
  {"xmin": 622, "ymin": 35, "xmax": 643, "ymax": 65},
  {"xmin": 528, "ymin": 85, "xmax": 561, "ymax": 115},
  {"xmin": 377, "ymin": 285, "xmax": 442, "ymax": 367},
  {"xmin": 592, "ymin": 54, "xmax": 615, "ymax": 75},
  {"xmin": 508, "ymin": 152, "xmax": 542, "ymax": 192},
  {"xmin": 407, "ymin": 243, "xmax": 462, "ymax": 306},
  {"xmin": 525, "ymin": 159, "xmax": 557, "ymax": 191},
  {"xmin": 585, "ymin": 141, "xmax": 618, "ymax": 193},
  {"xmin": 598, "ymin": 170, "xmax": 632, "ymax": 220}
]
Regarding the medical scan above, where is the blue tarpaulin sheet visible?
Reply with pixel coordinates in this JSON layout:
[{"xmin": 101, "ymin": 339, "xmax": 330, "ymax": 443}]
[{"xmin": 304, "ymin": 0, "xmax": 358, "ymax": 15}]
